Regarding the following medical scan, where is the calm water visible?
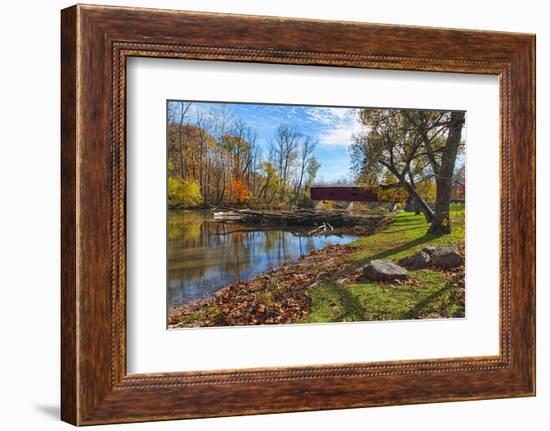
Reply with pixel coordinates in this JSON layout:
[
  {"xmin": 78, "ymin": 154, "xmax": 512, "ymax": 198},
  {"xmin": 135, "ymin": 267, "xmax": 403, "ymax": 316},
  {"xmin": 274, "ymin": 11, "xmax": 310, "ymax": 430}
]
[{"xmin": 168, "ymin": 210, "xmax": 360, "ymax": 308}]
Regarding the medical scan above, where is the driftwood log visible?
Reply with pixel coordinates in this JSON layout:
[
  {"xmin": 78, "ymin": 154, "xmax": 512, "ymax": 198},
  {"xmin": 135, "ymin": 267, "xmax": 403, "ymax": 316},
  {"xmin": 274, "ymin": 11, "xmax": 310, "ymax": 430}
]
[{"xmin": 212, "ymin": 209, "xmax": 391, "ymax": 232}]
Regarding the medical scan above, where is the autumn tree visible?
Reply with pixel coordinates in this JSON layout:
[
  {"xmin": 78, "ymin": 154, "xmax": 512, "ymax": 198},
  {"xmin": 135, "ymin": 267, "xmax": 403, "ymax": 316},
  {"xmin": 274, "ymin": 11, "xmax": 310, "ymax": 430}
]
[
  {"xmin": 294, "ymin": 136, "xmax": 318, "ymax": 204},
  {"xmin": 257, "ymin": 161, "xmax": 279, "ymax": 202},
  {"xmin": 231, "ymin": 179, "xmax": 252, "ymax": 204},
  {"xmin": 425, "ymin": 111, "xmax": 465, "ymax": 234},
  {"xmin": 167, "ymin": 101, "xmax": 193, "ymax": 179},
  {"xmin": 168, "ymin": 178, "xmax": 203, "ymax": 208},
  {"xmin": 195, "ymin": 111, "xmax": 216, "ymax": 201},
  {"xmin": 305, "ymin": 157, "xmax": 321, "ymax": 190},
  {"xmin": 403, "ymin": 110, "xmax": 465, "ymax": 233},
  {"xmin": 350, "ymin": 109, "xmax": 435, "ymax": 222},
  {"xmin": 270, "ymin": 125, "xmax": 301, "ymax": 201},
  {"xmin": 350, "ymin": 109, "xmax": 465, "ymax": 234}
]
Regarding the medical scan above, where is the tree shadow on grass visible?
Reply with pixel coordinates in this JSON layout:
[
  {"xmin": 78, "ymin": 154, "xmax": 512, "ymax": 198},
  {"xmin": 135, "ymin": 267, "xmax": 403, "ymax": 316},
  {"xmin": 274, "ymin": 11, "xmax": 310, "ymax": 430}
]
[
  {"xmin": 325, "ymin": 284, "xmax": 368, "ymax": 322},
  {"xmin": 383, "ymin": 225, "xmax": 427, "ymax": 234},
  {"xmin": 363, "ymin": 233, "xmax": 445, "ymax": 262},
  {"xmin": 399, "ymin": 284, "xmax": 451, "ymax": 320}
]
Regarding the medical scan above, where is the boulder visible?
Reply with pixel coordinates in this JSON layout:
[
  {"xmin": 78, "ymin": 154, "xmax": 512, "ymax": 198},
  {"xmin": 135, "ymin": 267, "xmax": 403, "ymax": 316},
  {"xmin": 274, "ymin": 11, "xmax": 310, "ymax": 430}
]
[
  {"xmin": 398, "ymin": 250, "xmax": 431, "ymax": 269},
  {"xmin": 363, "ymin": 260, "xmax": 408, "ymax": 281},
  {"xmin": 431, "ymin": 246, "xmax": 463, "ymax": 268}
]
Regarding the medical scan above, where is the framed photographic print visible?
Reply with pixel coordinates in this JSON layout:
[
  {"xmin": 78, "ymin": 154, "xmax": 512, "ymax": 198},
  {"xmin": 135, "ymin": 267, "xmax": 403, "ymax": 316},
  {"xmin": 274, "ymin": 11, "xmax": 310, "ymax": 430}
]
[{"xmin": 61, "ymin": 4, "xmax": 535, "ymax": 425}]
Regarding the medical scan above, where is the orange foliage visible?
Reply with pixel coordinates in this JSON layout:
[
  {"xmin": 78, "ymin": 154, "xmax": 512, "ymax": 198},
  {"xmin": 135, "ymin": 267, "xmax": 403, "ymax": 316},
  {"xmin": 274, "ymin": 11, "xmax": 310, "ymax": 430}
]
[{"xmin": 231, "ymin": 179, "xmax": 252, "ymax": 203}]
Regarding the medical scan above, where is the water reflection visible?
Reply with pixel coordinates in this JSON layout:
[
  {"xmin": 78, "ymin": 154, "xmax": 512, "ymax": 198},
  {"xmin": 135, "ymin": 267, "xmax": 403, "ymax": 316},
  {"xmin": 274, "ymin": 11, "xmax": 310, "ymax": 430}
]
[{"xmin": 168, "ymin": 210, "xmax": 360, "ymax": 308}]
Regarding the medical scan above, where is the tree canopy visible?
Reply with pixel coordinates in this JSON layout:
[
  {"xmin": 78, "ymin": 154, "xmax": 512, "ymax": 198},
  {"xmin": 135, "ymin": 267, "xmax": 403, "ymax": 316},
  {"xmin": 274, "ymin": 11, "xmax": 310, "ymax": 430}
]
[{"xmin": 350, "ymin": 109, "xmax": 465, "ymax": 234}]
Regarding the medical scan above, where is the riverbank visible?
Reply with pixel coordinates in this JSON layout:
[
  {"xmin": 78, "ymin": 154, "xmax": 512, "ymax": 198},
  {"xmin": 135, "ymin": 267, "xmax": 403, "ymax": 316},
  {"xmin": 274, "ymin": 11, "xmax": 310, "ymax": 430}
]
[{"xmin": 168, "ymin": 208, "xmax": 465, "ymax": 328}]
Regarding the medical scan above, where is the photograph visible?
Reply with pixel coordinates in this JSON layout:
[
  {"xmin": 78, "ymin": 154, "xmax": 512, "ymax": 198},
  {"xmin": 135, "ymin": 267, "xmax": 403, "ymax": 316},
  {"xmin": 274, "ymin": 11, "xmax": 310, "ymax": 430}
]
[{"xmin": 167, "ymin": 101, "xmax": 466, "ymax": 329}]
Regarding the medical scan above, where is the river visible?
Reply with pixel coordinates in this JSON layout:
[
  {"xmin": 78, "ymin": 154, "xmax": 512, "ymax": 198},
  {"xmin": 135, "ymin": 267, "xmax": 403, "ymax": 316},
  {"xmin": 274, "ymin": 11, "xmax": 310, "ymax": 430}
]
[{"xmin": 168, "ymin": 210, "xmax": 361, "ymax": 309}]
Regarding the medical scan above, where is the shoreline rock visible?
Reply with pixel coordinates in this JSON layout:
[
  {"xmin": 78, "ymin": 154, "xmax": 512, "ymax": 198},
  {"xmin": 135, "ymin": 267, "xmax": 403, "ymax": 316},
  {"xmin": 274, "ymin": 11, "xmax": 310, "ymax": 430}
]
[
  {"xmin": 362, "ymin": 260, "xmax": 409, "ymax": 281},
  {"xmin": 431, "ymin": 246, "xmax": 463, "ymax": 268},
  {"xmin": 398, "ymin": 250, "xmax": 431, "ymax": 269}
]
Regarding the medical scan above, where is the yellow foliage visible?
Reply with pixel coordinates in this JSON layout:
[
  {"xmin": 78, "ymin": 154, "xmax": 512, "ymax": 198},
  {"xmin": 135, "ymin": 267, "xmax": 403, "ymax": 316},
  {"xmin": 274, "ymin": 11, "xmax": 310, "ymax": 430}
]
[
  {"xmin": 168, "ymin": 178, "xmax": 203, "ymax": 208},
  {"xmin": 416, "ymin": 181, "xmax": 437, "ymax": 202},
  {"xmin": 376, "ymin": 185, "xmax": 408, "ymax": 203}
]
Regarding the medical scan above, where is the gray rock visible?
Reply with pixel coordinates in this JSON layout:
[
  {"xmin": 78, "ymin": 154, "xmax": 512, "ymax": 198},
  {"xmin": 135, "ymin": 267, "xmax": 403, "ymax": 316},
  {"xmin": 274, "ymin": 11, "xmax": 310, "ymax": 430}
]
[
  {"xmin": 431, "ymin": 246, "xmax": 463, "ymax": 268},
  {"xmin": 398, "ymin": 251, "xmax": 431, "ymax": 269},
  {"xmin": 363, "ymin": 260, "xmax": 408, "ymax": 281}
]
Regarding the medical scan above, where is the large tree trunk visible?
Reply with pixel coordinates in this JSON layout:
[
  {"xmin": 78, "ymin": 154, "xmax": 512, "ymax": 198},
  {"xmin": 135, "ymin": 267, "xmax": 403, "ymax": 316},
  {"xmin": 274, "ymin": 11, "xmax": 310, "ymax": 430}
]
[
  {"xmin": 429, "ymin": 111, "xmax": 465, "ymax": 234},
  {"xmin": 406, "ymin": 170, "xmax": 428, "ymax": 220},
  {"xmin": 385, "ymin": 165, "xmax": 434, "ymax": 222},
  {"xmin": 401, "ymin": 179, "xmax": 434, "ymax": 222}
]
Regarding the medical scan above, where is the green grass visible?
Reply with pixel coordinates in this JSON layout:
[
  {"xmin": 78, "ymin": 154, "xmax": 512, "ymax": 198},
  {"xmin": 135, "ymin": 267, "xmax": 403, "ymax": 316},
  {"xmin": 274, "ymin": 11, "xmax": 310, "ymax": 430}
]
[
  {"xmin": 301, "ymin": 270, "xmax": 463, "ymax": 323},
  {"xmin": 348, "ymin": 205, "xmax": 465, "ymax": 263},
  {"xmin": 300, "ymin": 205, "xmax": 465, "ymax": 323}
]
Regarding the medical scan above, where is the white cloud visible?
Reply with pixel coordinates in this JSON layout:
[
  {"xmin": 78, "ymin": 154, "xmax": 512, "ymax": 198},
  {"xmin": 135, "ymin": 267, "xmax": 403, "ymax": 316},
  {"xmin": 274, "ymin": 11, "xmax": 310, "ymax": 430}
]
[
  {"xmin": 326, "ymin": 107, "xmax": 354, "ymax": 121},
  {"xmin": 305, "ymin": 107, "xmax": 353, "ymax": 126},
  {"xmin": 311, "ymin": 108, "xmax": 363, "ymax": 147},
  {"xmin": 169, "ymin": 102, "xmax": 365, "ymax": 147}
]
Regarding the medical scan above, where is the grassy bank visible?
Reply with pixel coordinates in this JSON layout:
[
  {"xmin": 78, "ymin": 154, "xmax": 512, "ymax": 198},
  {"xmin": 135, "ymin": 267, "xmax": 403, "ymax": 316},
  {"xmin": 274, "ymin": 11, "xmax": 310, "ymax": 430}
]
[
  {"xmin": 169, "ymin": 205, "xmax": 465, "ymax": 328},
  {"xmin": 302, "ymin": 206, "xmax": 465, "ymax": 323}
]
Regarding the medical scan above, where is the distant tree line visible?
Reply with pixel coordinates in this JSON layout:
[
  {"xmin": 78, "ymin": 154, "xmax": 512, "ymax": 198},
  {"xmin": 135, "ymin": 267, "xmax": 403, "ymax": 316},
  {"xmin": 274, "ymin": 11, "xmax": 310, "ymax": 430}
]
[{"xmin": 167, "ymin": 102, "xmax": 321, "ymax": 209}]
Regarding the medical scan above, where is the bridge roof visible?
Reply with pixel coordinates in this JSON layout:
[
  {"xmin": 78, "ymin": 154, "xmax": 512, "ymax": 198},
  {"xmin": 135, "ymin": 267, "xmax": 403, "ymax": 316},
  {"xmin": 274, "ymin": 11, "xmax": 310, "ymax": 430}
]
[{"xmin": 310, "ymin": 184, "xmax": 363, "ymax": 189}]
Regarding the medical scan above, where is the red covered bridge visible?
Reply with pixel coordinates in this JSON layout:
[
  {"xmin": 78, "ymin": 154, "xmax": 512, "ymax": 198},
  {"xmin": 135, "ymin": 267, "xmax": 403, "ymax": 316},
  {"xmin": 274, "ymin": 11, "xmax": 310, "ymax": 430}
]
[
  {"xmin": 310, "ymin": 184, "xmax": 381, "ymax": 208},
  {"xmin": 310, "ymin": 184, "xmax": 464, "ymax": 209}
]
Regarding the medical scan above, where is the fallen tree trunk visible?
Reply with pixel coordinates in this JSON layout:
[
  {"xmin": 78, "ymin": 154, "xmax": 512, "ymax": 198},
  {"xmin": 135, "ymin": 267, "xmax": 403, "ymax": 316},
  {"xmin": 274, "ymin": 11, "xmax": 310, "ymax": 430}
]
[{"xmin": 212, "ymin": 209, "xmax": 391, "ymax": 231}]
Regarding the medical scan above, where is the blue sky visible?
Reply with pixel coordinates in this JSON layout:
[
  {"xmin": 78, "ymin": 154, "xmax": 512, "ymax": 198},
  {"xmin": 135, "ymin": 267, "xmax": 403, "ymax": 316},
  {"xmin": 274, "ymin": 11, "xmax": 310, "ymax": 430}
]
[{"xmin": 170, "ymin": 101, "xmax": 363, "ymax": 182}]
